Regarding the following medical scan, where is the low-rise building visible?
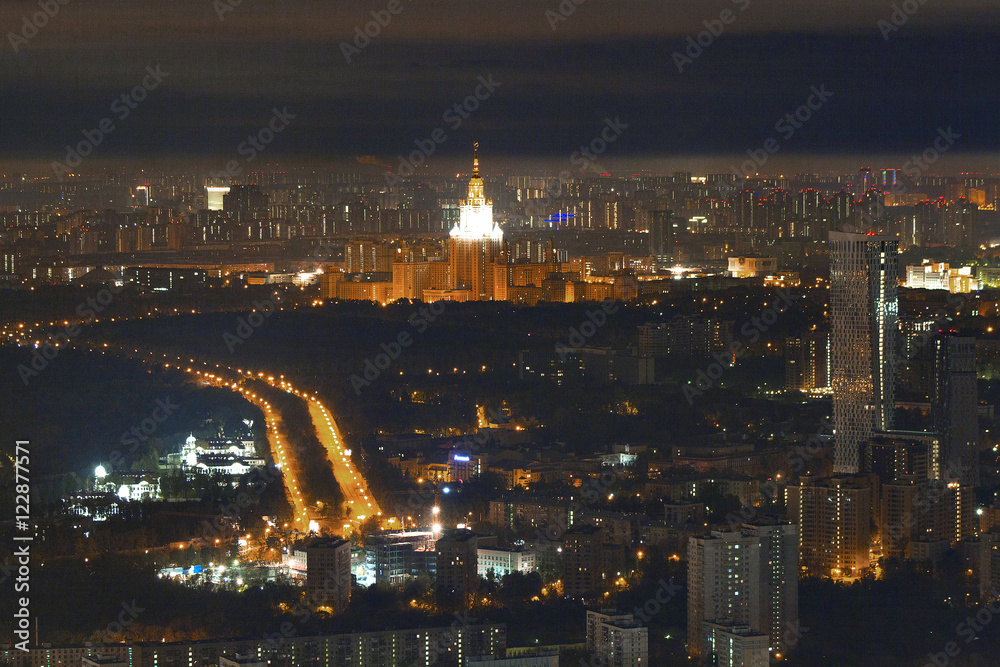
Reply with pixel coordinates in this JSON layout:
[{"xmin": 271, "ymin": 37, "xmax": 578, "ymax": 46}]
[
  {"xmin": 477, "ymin": 547, "xmax": 535, "ymax": 579},
  {"xmin": 701, "ymin": 619, "xmax": 770, "ymax": 667}
]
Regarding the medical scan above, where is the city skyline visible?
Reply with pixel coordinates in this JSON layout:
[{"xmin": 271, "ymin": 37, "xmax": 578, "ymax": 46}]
[{"xmin": 3, "ymin": 1, "xmax": 1000, "ymax": 665}]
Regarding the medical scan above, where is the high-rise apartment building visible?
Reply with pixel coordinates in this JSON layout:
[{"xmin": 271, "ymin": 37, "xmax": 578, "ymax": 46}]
[
  {"xmin": 345, "ymin": 241, "xmax": 393, "ymax": 273},
  {"xmin": 864, "ymin": 431, "xmax": 941, "ymax": 484},
  {"xmin": 687, "ymin": 523, "xmax": 799, "ymax": 660},
  {"xmin": 563, "ymin": 524, "xmax": 605, "ymax": 599},
  {"xmin": 784, "ymin": 332, "xmax": 830, "ymax": 393},
  {"xmin": 743, "ymin": 523, "xmax": 799, "ymax": 655},
  {"xmin": 829, "ymin": 232, "xmax": 899, "ymax": 473},
  {"xmin": 223, "ymin": 184, "xmax": 269, "ymax": 222},
  {"xmin": 648, "ymin": 208, "xmax": 675, "ymax": 267},
  {"xmin": 881, "ymin": 480, "xmax": 975, "ymax": 558},
  {"xmin": 933, "ymin": 336, "xmax": 979, "ymax": 485},
  {"xmin": 638, "ymin": 317, "xmax": 734, "ymax": 357},
  {"xmin": 435, "ymin": 528, "xmax": 479, "ymax": 609},
  {"xmin": 305, "ymin": 537, "xmax": 352, "ymax": 613},
  {"xmin": 980, "ymin": 532, "xmax": 1000, "ymax": 601},
  {"xmin": 785, "ymin": 475, "xmax": 874, "ymax": 578}
]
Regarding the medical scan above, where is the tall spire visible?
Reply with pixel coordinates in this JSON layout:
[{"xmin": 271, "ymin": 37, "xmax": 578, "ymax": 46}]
[
  {"xmin": 465, "ymin": 142, "xmax": 486, "ymax": 205},
  {"xmin": 452, "ymin": 142, "xmax": 500, "ymax": 241}
]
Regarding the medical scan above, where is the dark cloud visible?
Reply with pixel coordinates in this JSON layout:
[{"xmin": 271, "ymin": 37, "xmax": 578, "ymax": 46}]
[{"xmin": 1, "ymin": 0, "xmax": 998, "ymax": 163}]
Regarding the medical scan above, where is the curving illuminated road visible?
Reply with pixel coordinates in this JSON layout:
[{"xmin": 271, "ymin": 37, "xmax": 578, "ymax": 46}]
[
  {"xmin": 187, "ymin": 364, "xmax": 383, "ymax": 536},
  {"xmin": 189, "ymin": 370, "xmax": 312, "ymax": 534},
  {"xmin": 6, "ymin": 313, "xmax": 383, "ymax": 538},
  {"xmin": 194, "ymin": 368, "xmax": 384, "ymax": 535}
]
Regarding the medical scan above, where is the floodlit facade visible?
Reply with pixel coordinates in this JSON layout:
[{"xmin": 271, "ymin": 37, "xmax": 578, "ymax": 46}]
[
  {"xmin": 477, "ymin": 547, "xmax": 536, "ymax": 579},
  {"xmin": 829, "ymin": 232, "xmax": 899, "ymax": 473},
  {"xmin": 205, "ymin": 185, "xmax": 230, "ymax": 210},
  {"xmin": 449, "ymin": 142, "xmax": 503, "ymax": 300}
]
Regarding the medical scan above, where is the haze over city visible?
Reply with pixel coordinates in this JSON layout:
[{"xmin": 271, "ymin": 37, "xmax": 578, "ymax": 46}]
[{"xmin": 2, "ymin": 1, "xmax": 1000, "ymax": 667}]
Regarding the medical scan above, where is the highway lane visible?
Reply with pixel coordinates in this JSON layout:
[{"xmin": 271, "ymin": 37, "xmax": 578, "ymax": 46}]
[
  {"xmin": 304, "ymin": 397, "xmax": 382, "ymax": 533},
  {"xmin": 193, "ymin": 371, "xmax": 312, "ymax": 534}
]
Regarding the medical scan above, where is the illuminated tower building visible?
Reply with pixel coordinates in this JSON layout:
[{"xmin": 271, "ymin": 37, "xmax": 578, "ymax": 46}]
[
  {"xmin": 449, "ymin": 143, "xmax": 503, "ymax": 300},
  {"xmin": 829, "ymin": 232, "xmax": 899, "ymax": 473}
]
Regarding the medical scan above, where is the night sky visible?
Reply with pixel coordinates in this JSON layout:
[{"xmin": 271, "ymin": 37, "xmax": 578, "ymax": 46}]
[{"xmin": 2, "ymin": 0, "xmax": 999, "ymax": 169}]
